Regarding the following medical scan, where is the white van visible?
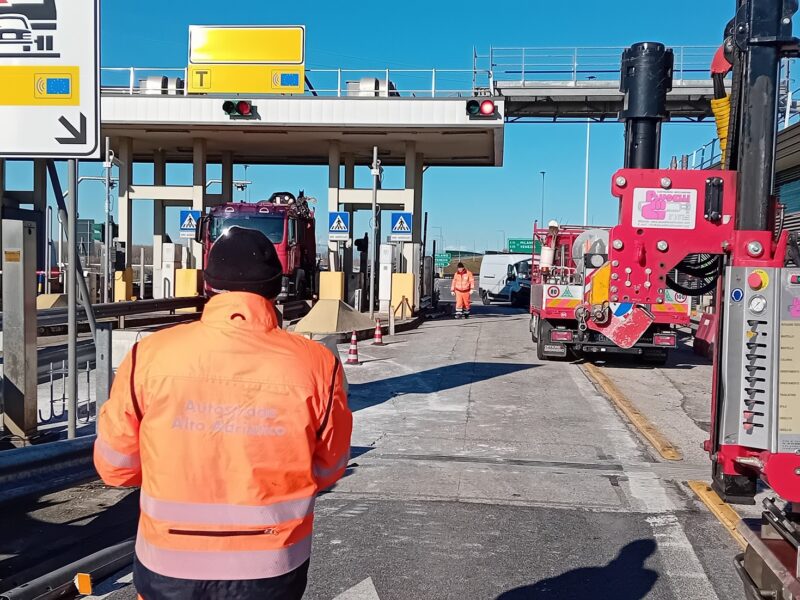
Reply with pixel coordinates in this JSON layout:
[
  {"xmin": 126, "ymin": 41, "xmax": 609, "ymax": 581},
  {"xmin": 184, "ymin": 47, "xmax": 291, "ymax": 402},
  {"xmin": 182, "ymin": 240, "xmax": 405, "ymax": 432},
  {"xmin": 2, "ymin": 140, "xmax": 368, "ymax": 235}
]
[{"xmin": 479, "ymin": 253, "xmax": 531, "ymax": 306}]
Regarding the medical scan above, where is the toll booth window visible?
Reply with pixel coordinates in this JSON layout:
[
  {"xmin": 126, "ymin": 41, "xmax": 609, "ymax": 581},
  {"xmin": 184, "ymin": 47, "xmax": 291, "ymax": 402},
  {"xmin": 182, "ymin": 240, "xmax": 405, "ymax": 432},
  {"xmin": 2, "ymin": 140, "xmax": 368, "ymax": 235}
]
[{"xmin": 211, "ymin": 216, "xmax": 284, "ymax": 244}]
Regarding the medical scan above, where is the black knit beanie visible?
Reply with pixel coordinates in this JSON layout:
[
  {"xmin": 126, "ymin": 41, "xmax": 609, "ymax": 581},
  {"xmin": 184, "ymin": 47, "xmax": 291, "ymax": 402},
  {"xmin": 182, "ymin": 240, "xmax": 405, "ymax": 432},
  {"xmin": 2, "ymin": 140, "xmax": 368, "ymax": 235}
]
[{"xmin": 204, "ymin": 227, "xmax": 284, "ymax": 299}]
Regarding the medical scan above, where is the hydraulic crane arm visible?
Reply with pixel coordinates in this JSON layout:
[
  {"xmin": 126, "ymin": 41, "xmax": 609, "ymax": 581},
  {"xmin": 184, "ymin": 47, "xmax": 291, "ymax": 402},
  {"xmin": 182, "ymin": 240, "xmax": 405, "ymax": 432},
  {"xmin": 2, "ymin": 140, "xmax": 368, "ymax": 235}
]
[{"xmin": 583, "ymin": 0, "xmax": 799, "ymax": 503}]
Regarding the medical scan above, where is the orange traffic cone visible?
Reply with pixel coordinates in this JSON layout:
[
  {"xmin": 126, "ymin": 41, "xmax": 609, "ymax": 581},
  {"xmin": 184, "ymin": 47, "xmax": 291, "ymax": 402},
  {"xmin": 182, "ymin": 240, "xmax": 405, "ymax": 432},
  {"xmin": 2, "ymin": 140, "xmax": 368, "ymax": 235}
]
[
  {"xmin": 373, "ymin": 320, "xmax": 385, "ymax": 346},
  {"xmin": 346, "ymin": 331, "xmax": 361, "ymax": 365}
]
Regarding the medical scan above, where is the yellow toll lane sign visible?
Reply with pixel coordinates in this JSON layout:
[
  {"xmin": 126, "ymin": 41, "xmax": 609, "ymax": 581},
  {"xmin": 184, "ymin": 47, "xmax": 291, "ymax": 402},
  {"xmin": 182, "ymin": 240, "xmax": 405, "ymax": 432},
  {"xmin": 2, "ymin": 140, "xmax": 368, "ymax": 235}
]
[
  {"xmin": 0, "ymin": 65, "xmax": 80, "ymax": 106},
  {"xmin": 187, "ymin": 25, "xmax": 305, "ymax": 95}
]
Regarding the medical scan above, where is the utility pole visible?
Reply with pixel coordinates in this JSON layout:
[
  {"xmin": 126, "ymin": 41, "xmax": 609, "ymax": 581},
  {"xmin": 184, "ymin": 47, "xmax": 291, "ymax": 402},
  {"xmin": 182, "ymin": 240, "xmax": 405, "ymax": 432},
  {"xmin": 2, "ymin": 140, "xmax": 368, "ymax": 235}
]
[{"xmin": 369, "ymin": 146, "xmax": 380, "ymax": 320}]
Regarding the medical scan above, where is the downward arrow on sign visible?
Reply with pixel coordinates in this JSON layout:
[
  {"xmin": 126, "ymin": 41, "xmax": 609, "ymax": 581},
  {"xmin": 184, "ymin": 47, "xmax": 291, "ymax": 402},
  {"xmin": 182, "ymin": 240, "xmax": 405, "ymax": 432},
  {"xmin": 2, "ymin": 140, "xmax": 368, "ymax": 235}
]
[
  {"xmin": 56, "ymin": 114, "xmax": 88, "ymax": 145},
  {"xmin": 332, "ymin": 578, "xmax": 381, "ymax": 600}
]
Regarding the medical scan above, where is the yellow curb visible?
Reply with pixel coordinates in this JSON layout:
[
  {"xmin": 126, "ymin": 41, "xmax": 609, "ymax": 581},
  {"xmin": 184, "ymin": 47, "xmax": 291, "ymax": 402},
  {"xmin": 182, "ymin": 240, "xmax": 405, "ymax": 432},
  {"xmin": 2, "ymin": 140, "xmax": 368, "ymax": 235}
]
[
  {"xmin": 687, "ymin": 480, "xmax": 747, "ymax": 549},
  {"xmin": 583, "ymin": 362, "xmax": 683, "ymax": 461}
]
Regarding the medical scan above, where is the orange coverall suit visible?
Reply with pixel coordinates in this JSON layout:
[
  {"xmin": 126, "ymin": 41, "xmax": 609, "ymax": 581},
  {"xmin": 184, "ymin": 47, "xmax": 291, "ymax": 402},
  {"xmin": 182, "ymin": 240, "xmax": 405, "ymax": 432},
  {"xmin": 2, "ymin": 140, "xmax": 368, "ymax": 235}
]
[
  {"xmin": 94, "ymin": 292, "xmax": 352, "ymax": 597},
  {"xmin": 451, "ymin": 269, "xmax": 475, "ymax": 315}
]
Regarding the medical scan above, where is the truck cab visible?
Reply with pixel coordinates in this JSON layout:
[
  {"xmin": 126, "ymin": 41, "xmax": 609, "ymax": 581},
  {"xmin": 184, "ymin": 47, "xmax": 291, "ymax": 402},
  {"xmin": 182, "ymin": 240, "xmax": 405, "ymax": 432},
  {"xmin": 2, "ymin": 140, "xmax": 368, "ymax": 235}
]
[{"xmin": 197, "ymin": 192, "xmax": 317, "ymax": 301}]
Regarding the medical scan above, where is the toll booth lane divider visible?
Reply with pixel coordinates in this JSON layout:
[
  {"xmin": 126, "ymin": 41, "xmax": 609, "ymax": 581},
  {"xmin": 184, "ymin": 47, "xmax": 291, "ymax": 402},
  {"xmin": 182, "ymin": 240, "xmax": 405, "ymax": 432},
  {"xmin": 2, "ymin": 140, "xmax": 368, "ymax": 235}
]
[
  {"xmin": 687, "ymin": 481, "xmax": 747, "ymax": 549},
  {"xmin": 582, "ymin": 363, "xmax": 683, "ymax": 461}
]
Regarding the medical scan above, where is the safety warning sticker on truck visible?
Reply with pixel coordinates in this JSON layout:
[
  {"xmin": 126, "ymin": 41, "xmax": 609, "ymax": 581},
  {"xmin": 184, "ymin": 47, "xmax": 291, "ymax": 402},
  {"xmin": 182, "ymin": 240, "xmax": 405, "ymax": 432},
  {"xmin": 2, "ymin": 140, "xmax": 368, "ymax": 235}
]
[
  {"xmin": 544, "ymin": 285, "xmax": 582, "ymax": 310},
  {"xmin": 650, "ymin": 289, "xmax": 691, "ymax": 317}
]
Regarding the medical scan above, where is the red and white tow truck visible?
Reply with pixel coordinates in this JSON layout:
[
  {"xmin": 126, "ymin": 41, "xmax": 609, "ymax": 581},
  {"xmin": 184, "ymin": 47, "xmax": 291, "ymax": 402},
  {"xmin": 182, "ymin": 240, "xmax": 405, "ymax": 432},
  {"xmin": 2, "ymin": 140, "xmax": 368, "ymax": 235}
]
[{"xmin": 530, "ymin": 220, "xmax": 690, "ymax": 362}]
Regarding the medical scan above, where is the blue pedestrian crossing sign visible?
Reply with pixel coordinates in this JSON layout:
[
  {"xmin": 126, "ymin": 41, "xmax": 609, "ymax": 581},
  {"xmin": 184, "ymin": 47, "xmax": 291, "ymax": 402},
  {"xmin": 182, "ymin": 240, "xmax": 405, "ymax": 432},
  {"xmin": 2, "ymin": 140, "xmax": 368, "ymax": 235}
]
[
  {"xmin": 328, "ymin": 212, "xmax": 351, "ymax": 242},
  {"xmin": 390, "ymin": 212, "xmax": 413, "ymax": 242},
  {"xmin": 179, "ymin": 210, "xmax": 202, "ymax": 239}
]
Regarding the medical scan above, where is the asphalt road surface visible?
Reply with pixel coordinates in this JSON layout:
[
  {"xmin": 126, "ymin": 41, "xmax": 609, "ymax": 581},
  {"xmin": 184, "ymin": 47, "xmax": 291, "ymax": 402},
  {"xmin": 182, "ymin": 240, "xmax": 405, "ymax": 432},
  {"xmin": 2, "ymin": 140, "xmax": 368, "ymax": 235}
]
[{"xmin": 21, "ymin": 297, "xmax": 743, "ymax": 600}]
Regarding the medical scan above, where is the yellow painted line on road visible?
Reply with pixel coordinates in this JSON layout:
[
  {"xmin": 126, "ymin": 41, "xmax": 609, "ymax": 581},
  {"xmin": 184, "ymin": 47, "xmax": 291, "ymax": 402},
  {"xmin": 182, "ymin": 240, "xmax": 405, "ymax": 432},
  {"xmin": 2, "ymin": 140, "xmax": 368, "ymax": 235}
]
[
  {"xmin": 687, "ymin": 480, "xmax": 747, "ymax": 549},
  {"xmin": 582, "ymin": 363, "xmax": 683, "ymax": 461}
]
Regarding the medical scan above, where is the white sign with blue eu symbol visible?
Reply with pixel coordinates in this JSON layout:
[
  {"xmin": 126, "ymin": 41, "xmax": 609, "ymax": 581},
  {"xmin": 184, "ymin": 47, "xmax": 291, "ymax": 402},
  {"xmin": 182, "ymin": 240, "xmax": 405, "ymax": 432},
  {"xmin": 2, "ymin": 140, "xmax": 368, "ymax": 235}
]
[
  {"xmin": 390, "ymin": 212, "xmax": 413, "ymax": 242},
  {"xmin": 179, "ymin": 210, "xmax": 202, "ymax": 239},
  {"xmin": 329, "ymin": 212, "xmax": 350, "ymax": 242}
]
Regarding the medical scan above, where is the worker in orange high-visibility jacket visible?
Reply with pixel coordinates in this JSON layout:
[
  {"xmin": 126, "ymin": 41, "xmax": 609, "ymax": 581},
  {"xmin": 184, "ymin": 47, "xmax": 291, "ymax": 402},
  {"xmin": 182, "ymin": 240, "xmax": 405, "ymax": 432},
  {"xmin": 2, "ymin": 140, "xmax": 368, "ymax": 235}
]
[
  {"xmin": 451, "ymin": 262, "xmax": 475, "ymax": 319},
  {"xmin": 94, "ymin": 227, "xmax": 352, "ymax": 600}
]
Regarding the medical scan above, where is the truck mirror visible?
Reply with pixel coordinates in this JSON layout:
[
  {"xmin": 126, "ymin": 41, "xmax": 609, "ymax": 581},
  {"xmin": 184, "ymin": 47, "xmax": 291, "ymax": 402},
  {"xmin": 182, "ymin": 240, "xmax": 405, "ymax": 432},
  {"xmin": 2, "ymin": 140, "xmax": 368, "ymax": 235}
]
[{"xmin": 195, "ymin": 215, "xmax": 209, "ymax": 244}]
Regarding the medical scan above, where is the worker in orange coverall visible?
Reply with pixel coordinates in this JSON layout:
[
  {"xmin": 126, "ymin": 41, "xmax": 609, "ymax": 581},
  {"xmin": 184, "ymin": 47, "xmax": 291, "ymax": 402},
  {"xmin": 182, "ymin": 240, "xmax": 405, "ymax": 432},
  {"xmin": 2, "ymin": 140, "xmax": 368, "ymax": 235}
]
[
  {"xmin": 94, "ymin": 226, "xmax": 352, "ymax": 600},
  {"xmin": 451, "ymin": 262, "xmax": 475, "ymax": 319}
]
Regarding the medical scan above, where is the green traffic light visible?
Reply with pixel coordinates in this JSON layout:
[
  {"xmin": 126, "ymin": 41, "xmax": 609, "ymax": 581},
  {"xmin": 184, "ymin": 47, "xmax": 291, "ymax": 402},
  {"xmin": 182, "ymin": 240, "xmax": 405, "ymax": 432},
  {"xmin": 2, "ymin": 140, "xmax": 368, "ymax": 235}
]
[{"xmin": 466, "ymin": 100, "xmax": 481, "ymax": 116}]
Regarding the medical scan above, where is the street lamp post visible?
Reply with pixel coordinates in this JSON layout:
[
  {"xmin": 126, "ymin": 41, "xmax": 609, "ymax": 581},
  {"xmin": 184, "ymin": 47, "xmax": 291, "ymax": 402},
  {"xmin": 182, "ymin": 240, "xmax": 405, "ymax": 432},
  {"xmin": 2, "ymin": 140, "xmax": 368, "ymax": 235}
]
[
  {"xmin": 584, "ymin": 120, "xmax": 591, "ymax": 226},
  {"xmin": 496, "ymin": 229, "xmax": 506, "ymax": 251},
  {"xmin": 58, "ymin": 173, "xmax": 118, "ymax": 302},
  {"xmin": 432, "ymin": 226, "xmax": 444, "ymax": 253},
  {"xmin": 539, "ymin": 171, "xmax": 547, "ymax": 225}
]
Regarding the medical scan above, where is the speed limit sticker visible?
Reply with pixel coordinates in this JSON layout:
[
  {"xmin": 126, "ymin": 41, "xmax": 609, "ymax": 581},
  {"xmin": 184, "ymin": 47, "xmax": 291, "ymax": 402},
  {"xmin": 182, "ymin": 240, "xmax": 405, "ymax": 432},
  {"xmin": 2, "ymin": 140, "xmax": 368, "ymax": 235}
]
[{"xmin": 547, "ymin": 286, "xmax": 560, "ymax": 298}]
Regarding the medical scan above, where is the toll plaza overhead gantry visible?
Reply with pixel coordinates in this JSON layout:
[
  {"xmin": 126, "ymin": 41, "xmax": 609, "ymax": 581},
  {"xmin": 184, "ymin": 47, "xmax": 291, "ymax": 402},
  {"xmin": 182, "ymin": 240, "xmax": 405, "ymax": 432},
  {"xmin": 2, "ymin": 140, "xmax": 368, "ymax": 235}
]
[{"xmin": 100, "ymin": 88, "xmax": 505, "ymax": 306}]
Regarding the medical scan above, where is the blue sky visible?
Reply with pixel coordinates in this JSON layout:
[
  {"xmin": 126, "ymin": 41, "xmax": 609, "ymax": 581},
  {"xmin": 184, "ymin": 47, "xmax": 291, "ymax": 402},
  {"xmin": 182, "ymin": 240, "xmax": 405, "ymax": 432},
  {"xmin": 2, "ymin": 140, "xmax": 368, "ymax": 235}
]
[{"xmin": 5, "ymin": 0, "xmax": 747, "ymax": 251}]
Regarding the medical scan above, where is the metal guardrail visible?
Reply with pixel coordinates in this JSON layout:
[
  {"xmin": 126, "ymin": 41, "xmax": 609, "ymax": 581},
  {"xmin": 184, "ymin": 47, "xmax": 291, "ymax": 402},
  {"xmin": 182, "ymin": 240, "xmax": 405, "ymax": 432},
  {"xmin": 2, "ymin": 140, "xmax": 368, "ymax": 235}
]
[
  {"xmin": 100, "ymin": 67, "xmax": 492, "ymax": 99},
  {"xmin": 1, "ymin": 540, "xmax": 135, "ymax": 600},
  {"xmin": 477, "ymin": 45, "xmax": 718, "ymax": 85},
  {"xmin": 0, "ymin": 296, "xmax": 206, "ymax": 332},
  {"xmin": 0, "ymin": 436, "xmax": 96, "ymax": 505}
]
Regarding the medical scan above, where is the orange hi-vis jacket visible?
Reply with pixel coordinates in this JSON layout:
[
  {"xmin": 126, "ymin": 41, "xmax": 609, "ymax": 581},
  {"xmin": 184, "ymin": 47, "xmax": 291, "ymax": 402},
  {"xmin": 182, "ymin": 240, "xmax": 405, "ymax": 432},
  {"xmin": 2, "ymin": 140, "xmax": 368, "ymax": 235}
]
[
  {"xmin": 451, "ymin": 269, "xmax": 475, "ymax": 293},
  {"xmin": 94, "ymin": 292, "xmax": 352, "ymax": 582}
]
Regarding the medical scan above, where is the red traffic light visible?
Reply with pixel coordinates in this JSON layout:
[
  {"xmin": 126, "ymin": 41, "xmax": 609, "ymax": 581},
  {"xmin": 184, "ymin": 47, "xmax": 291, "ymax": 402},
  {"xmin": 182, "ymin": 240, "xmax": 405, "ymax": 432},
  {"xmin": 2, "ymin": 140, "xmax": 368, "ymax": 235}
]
[
  {"xmin": 237, "ymin": 100, "xmax": 252, "ymax": 116},
  {"xmin": 466, "ymin": 99, "xmax": 497, "ymax": 119},
  {"xmin": 222, "ymin": 100, "xmax": 255, "ymax": 118},
  {"xmin": 480, "ymin": 100, "xmax": 496, "ymax": 115}
]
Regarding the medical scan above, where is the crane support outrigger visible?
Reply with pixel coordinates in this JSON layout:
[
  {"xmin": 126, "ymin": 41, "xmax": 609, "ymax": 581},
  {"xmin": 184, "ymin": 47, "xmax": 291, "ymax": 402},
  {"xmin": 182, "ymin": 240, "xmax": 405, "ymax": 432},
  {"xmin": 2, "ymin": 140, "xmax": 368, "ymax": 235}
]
[{"xmin": 582, "ymin": 1, "xmax": 800, "ymax": 596}]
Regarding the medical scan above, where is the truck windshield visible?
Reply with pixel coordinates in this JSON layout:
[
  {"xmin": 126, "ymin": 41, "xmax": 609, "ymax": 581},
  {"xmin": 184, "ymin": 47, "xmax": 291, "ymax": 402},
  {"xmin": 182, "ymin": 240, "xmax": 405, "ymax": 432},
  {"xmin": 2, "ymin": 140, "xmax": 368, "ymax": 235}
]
[{"xmin": 210, "ymin": 216, "xmax": 285, "ymax": 244}]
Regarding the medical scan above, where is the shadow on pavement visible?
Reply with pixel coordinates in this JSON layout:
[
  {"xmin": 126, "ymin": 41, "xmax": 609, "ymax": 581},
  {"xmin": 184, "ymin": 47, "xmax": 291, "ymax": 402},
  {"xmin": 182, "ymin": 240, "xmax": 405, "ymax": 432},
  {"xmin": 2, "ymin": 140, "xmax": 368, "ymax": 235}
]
[
  {"xmin": 349, "ymin": 362, "xmax": 537, "ymax": 411},
  {"xmin": 0, "ymin": 488, "xmax": 139, "ymax": 593},
  {"xmin": 496, "ymin": 539, "xmax": 657, "ymax": 599},
  {"xmin": 588, "ymin": 339, "xmax": 711, "ymax": 372}
]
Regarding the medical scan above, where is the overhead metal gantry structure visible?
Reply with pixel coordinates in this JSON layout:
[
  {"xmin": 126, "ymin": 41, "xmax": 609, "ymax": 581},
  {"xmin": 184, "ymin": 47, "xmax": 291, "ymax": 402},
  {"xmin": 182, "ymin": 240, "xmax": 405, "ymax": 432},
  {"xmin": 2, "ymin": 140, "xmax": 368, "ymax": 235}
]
[
  {"xmin": 497, "ymin": 79, "xmax": 718, "ymax": 121},
  {"xmin": 483, "ymin": 45, "xmax": 722, "ymax": 121}
]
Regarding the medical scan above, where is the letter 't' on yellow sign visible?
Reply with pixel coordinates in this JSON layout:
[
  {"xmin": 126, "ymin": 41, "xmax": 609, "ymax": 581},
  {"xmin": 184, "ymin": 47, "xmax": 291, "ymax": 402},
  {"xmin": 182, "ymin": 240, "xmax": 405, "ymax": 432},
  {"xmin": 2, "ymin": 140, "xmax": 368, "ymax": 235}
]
[{"xmin": 187, "ymin": 26, "xmax": 305, "ymax": 95}]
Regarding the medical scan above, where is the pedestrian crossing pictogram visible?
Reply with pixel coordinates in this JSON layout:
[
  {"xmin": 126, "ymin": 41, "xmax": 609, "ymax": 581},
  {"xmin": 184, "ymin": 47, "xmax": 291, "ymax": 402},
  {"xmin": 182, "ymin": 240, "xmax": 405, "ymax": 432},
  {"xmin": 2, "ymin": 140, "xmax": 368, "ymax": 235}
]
[
  {"xmin": 390, "ymin": 212, "xmax": 413, "ymax": 241},
  {"xmin": 181, "ymin": 213, "xmax": 197, "ymax": 230},
  {"xmin": 392, "ymin": 216, "xmax": 410, "ymax": 232},
  {"xmin": 330, "ymin": 216, "xmax": 347, "ymax": 231},
  {"xmin": 328, "ymin": 212, "xmax": 350, "ymax": 241}
]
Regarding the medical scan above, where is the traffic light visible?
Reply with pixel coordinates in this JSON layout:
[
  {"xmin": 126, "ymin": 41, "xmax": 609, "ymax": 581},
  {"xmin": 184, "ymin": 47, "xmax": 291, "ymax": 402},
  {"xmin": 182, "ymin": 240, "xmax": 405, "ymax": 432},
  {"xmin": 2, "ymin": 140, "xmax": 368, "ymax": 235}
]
[
  {"xmin": 222, "ymin": 100, "xmax": 255, "ymax": 119},
  {"xmin": 466, "ymin": 99, "xmax": 497, "ymax": 119},
  {"xmin": 354, "ymin": 234, "xmax": 369, "ymax": 253}
]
